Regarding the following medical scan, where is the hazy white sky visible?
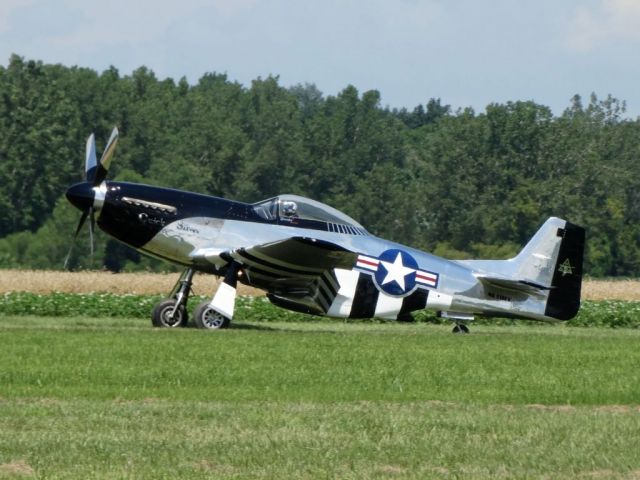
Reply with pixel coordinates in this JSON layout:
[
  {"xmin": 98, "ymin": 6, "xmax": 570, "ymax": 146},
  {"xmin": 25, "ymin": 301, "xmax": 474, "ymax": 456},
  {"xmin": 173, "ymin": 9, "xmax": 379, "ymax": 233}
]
[{"xmin": 1, "ymin": 0, "xmax": 640, "ymax": 116}]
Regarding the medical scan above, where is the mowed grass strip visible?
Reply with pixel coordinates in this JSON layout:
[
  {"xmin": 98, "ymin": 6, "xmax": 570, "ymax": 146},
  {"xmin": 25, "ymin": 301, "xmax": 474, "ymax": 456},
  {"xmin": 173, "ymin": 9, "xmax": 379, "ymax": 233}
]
[
  {"xmin": 1, "ymin": 317, "xmax": 639, "ymax": 479},
  {"xmin": 1, "ymin": 399, "xmax": 639, "ymax": 479},
  {"xmin": 1, "ymin": 317, "xmax": 639, "ymax": 404}
]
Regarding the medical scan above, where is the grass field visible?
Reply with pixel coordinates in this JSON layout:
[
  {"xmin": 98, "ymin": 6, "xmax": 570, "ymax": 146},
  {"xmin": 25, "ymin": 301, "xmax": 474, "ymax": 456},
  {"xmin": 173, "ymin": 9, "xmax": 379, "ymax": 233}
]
[{"xmin": 1, "ymin": 316, "xmax": 639, "ymax": 479}]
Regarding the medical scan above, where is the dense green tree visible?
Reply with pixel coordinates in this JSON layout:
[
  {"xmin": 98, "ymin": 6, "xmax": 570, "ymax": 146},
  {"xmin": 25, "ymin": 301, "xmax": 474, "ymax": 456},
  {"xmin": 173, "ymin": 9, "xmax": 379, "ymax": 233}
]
[
  {"xmin": 0, "ymin": 56, "xmax": 83, "ymax": 234},
  {"xmin": 232, "ymin": 76, "xmax": 308, "ymax": 201},
  {"xmin": 396, "ymin": 98, "xmax": 451, "ymax": 129},
  {"xmin": 0, "ymin": 56, "xmax": 638, "ymax": 275}
]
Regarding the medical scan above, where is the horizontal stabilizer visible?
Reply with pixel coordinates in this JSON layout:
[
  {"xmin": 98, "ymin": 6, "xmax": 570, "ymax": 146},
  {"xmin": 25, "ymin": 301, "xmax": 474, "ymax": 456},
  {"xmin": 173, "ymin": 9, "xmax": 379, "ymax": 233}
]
[{"xmin": 475, "ymin": 274, "xmax": 550, "ymax": 295}]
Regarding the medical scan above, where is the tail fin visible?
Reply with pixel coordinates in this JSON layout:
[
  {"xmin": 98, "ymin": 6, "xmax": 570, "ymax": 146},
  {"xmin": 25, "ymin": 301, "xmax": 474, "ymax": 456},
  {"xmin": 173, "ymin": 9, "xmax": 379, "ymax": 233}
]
[
  {"xmin": 460, "ymin": 217, "xmax": 585, "ymax": 321},
  {"xmin": 512, "ymin": 217, "xmax": 585, "ymax": 320}
]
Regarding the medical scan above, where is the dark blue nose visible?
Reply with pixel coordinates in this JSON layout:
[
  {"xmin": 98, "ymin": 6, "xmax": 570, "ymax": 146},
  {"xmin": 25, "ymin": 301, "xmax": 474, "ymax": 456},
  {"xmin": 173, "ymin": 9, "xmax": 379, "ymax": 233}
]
[{"xmin": 66, "ymin": 182, "xmax": 94, "ymax": 212}]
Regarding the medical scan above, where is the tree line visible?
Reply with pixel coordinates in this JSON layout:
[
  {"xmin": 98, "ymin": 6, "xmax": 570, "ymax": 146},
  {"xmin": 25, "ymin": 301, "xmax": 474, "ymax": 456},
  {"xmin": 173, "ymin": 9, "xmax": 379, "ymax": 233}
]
[{"xmin": 0, "ymin": 54, "xmax": 638, "ymax": 276}]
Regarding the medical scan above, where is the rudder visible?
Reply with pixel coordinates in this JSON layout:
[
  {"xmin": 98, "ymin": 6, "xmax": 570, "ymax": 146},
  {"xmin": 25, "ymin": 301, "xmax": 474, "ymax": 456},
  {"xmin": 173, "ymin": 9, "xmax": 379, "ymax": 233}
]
[{"xmin": 544, "ymin": 222, "xmax": 585, "ymax": 320}]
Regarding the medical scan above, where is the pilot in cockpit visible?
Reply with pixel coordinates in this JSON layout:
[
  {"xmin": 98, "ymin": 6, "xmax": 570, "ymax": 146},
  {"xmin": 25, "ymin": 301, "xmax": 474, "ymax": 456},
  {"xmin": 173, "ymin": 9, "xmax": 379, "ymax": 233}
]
[{"xmin": 281, "ymin": 200, "xmax": 298, "ymax": 217}]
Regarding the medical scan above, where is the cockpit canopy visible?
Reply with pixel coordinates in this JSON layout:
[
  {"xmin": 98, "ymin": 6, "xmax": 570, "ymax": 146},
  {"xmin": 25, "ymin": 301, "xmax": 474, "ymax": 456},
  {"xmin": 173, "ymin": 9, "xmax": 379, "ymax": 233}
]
[{"xmin": 253, "ymin": 194, "xmax": 367, "ymax": 233}]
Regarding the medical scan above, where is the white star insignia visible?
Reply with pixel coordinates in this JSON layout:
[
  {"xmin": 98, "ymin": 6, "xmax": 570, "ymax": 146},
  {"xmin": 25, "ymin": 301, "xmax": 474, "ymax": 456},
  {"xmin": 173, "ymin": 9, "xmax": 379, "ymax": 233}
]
[{"xmin": 380, "ymin": 252, "xmax": 414, "ymax": 291}]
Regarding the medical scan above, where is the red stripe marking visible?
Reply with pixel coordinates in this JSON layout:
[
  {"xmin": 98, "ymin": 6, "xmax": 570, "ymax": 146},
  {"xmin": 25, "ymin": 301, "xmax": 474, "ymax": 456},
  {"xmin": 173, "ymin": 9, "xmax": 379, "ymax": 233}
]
[
  {"xmin": 357, "ymin": 258, "xmax": 379, "ymax": 267},
  {"xmin": 416, "ymin": 272, "xmax": 437, "ymax": 282}
]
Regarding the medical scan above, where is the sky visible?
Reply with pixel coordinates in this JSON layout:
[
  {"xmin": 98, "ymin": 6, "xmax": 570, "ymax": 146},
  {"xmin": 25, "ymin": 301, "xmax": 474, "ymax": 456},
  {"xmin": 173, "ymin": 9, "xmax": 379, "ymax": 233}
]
[{"xmin": 1, "ymin": 0, "xmax": 640, "ymax": 117}]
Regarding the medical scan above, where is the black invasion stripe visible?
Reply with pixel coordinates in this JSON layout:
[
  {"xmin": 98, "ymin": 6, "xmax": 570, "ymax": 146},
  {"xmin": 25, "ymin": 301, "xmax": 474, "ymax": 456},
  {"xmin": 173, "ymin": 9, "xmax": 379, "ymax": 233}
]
[
  {"xmin": 245, "ymin": 272, "xmax": 284, "ymax": 291},
  {"xmin": 319, "ymin": 270, "xmax": 337, "ymax": 296},
  {"xmin": 249, "ymin": 246, "xmax": 328, "ymax": 274},
  {"xmin": 247, "ymin": 268, "xmax": 329, "ymax": 312},
  {"xmin": 315, "ymin": 290, "xmax": 330, "ymax": 311},
  {"xmin": 236, "ymin": 256, "xmax": 316, "ymax": 280},
  {"xmin": 316, "ymin": 279, "xmax": 330, "ymax": 302},
  {"xmin": 400, "ymin": 289, "xmax": 429, "ymax": 316},
  {"xmin": 321, "ymin": 271, "xmax": 338, "ymax": 297},
  {"xmin": 244, "ymin": 269, "xmax": 312, "ymax": 296},
  {"xmin": 244, "ymin": 265, "xmax": 291, "ymax": 282},
  {"xmin": 316, "ymin": 280, "xmax": 332, "ymax": 306},
  {"xmin": 349, "ymin": 274, "xmax": 379, "ymax": 319},
  {"xmin": 237, "ymin": 250, "xmax": 320, "ymax": 277},
  {"xmin": 315, "ymin": 272, "xmax": 340, "ymax": 309},
  {"xmin": 244, "ymin": 266, "xmax": 322, "ymax": 298},
  {"xmin": 246, "ymin": 263, "xmax": 334, "ymax": 306}
]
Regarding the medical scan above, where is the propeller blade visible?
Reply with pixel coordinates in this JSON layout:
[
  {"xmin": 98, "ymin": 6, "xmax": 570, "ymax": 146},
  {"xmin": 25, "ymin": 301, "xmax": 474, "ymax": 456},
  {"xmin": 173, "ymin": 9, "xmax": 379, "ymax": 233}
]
[
  {"xmin": 65, "ymin": 128, "xmax": 117, "ymax": 268},
  {"xmin": 63, "ymin": 209, "xmax": 90, "ymax": 269},
  {"xmin": 85, "ymin": 133, "xmax": 97, "ymax": 183},
  {"xmin": 89, "ymin": 207, "xmax": 95, "ymax": 256},
  {"xmin": 93, "ymin": 127, "xmax": 119, "ymax": 186}
]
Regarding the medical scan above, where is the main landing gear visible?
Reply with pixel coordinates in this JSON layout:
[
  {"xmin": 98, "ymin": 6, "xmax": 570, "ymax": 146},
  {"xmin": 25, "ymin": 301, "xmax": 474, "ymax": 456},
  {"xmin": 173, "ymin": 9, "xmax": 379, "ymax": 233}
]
[
  {"xmin": 151, "ymin": 263, "xmax": 240, "ymax": 330},
  {"xmin": 151, "ymin": 268, "xmax": 194, "ymax": 328},
  {"xmin": 193, "ymin": 302, "xmax": 230, "ymax": 329}
]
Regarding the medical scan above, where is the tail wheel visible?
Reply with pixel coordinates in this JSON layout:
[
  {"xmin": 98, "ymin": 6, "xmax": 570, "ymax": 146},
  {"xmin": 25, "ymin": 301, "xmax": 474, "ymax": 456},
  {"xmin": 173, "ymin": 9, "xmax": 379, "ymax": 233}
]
[
  {"xmin": 193, "ymin": 301, "xmax": 231, "ymax": 330},
  {"xmin": 452, "ymin": 324, "xmax": 470, "ymax": 334},
  {"xmin": 152, "ymin": 299, "xmax": 188, "ymax": 328}
]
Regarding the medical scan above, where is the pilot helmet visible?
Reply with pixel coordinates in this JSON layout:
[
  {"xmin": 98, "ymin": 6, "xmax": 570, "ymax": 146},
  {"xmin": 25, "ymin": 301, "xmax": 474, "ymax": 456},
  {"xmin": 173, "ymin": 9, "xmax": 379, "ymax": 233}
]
[{"xmin": 281, "ymin": 201, "xmax": 297, "ymax": 217}]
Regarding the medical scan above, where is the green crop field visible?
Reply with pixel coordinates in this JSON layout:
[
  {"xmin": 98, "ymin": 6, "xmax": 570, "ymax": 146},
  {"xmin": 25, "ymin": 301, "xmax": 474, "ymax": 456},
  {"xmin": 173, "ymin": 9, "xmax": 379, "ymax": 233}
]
[{"xmin": 0, "ymin": 315, "xmax": 639, "ymax": 479}]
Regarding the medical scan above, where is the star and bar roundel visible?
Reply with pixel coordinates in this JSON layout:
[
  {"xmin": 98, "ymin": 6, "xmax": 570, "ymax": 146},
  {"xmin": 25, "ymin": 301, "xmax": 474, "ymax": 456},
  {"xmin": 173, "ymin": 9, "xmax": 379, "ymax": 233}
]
[{"xmin": 355, "ymin": 249, "xmax": 439, "ymax": 297}]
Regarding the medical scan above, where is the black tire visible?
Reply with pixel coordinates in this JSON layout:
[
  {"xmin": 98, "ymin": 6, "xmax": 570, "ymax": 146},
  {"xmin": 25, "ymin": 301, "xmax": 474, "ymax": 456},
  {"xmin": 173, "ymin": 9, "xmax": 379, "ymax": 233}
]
[
  {"xmin": 452, "ymin": 324, "xmax": 470, "ymax": 334},
  {"xmin": 193, "ymin": 301, "xmax": 231, "ymax": 330},
  {"xmin": 151, "ymin": 299, "xmax": 187, "ymax": 328}
]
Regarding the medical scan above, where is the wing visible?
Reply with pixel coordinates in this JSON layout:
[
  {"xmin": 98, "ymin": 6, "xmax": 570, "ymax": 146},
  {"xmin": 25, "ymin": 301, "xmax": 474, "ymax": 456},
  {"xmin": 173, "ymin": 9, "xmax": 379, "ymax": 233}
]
[{"xmin": 231, "ymin": 237, "xmax": 358, "ymax": 314}]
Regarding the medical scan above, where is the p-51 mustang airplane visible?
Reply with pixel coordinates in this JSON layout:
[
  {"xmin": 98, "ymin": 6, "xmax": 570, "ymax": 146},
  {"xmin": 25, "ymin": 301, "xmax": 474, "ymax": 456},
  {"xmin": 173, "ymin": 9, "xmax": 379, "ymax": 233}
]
[{"xmin": 65, "ymin": 128, "xmax": 585, "ymax": 332}]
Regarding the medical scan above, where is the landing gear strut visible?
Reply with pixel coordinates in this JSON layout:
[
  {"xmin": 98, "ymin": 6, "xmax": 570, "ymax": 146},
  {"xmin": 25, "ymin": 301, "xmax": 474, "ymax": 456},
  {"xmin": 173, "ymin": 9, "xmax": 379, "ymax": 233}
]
[
  {"xmin": 192, "ymin": 261, "xmax": 240, "ymax": 330},
  {"xmin": 151, "ymin": 268, "xmax": 194, "ymax": 328}
]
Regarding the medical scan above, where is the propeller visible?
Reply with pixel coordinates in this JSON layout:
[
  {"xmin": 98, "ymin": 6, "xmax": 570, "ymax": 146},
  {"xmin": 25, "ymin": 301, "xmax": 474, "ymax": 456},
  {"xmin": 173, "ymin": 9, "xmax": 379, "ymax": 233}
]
[{"xmin": 64, "ymin": 127, "xmax": 119, "ymax": 269}]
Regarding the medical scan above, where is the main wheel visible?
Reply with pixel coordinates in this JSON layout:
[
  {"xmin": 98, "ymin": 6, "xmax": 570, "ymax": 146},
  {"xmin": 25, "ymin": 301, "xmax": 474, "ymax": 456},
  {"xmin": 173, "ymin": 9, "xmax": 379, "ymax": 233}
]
[
  {"xmin": 151, "ymin": 299, "xmax": 187, "ymax": 328},
  {"xmin": 193, "ymin": 301, "xmax": 231, "ymax": 330}
]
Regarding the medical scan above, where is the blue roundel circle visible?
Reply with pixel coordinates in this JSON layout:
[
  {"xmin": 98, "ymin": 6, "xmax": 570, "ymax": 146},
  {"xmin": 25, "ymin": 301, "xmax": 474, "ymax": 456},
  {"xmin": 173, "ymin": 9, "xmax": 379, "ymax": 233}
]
[{"xmin": 373, "ymin": 249, "xmax": 418, "ymax": 296}]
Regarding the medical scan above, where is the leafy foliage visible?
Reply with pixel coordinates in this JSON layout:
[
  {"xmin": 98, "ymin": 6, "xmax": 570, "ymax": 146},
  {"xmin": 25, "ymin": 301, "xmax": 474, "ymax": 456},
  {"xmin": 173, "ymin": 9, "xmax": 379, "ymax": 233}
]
[
  {"xmin": 1, "ymin": 292, "xmax": 639, "ymax": 328},
  {"xmin": 0, "ymin": 292, "xmax": 308, "ymax": 321},
  {"xmin": 1, "ymin": 55, "xmax": 639, "ymax": 275}
]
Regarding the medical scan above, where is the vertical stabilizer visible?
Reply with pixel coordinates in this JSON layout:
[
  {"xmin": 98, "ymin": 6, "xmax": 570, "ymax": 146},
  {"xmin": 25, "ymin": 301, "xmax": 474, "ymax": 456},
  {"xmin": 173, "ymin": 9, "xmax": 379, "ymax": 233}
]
[
  {"xmin": 512, "ymin": 217, "xmax": 566, "ymax": 287},
  {"xmin": 499, "ymin": 217, "xmax": 585, "ymax": 320},
  {"xmin": 438, "ymin": 217, "xmax": 585, "ymax": 322}
]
